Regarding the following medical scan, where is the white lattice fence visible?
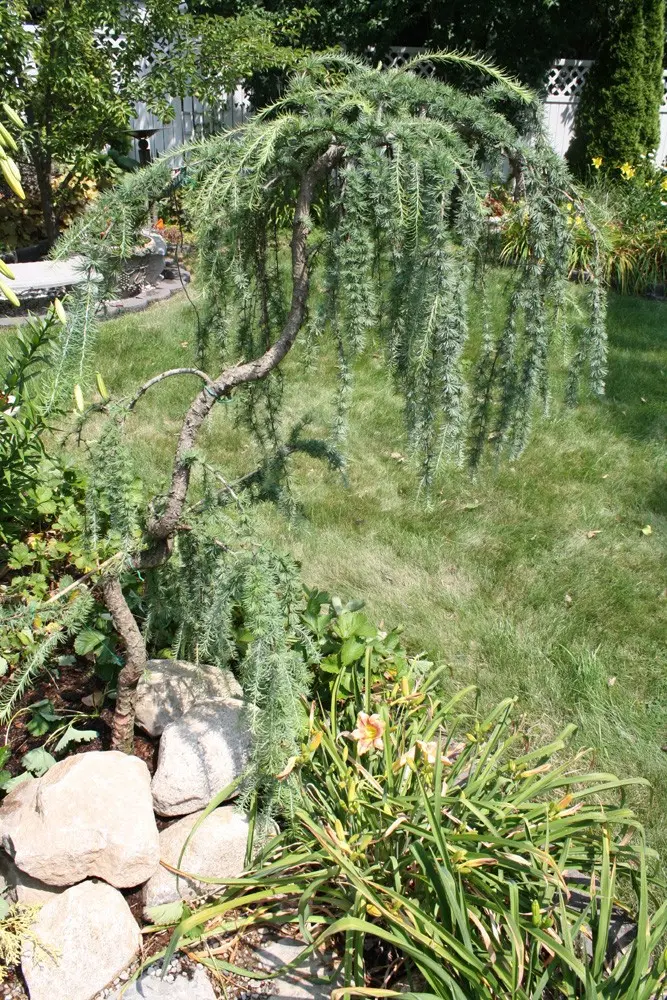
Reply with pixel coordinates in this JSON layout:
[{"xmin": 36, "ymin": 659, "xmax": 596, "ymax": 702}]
[
  {"xmin": 129, "ymin": 54, "xmax": 667, "ymax": 165},
  {"xmin": 544, "ymin": 58, "xmax": 667, "ymax": 162},
  {"xmin": 381, "ymin": 46, "xmax": 435, "ymax": 76},
  {"xmin": 543, "ymin": 59, "xmax": 591, "ymax": 159}
]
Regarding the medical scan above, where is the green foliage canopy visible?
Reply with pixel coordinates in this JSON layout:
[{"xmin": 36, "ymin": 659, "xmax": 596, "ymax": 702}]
[
  {"xmin": 64, "ymin": 53, "xmax": 607, "ymax": 495},
  {"xmin": 0, "ymin": 0, "xmax": 309, "ymax": 243},
  {"xmin": 201, "ymin": 0, "xmax": 608, "ymax": 87}
]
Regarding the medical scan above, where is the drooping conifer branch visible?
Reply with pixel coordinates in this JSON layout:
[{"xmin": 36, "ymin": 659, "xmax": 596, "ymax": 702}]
[
  {"xmin": 147, "ymin": 143, "xmax": 344, "ymax": 543},
  {"xmin": 100, "ymin": 144, "xmax": 342, "ymax": 749},
  {"xmin": 60, "ymin": 53, "xmax": 608, "ymax": 758}
]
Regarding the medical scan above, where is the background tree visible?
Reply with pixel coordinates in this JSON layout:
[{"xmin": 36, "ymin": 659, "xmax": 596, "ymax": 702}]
[
  {"xmin": 641, "ymin": 0, "xmax": 666, "ymax": 153},
  {"xmin": 567, "ymin": 0, "xmax": 666, "ymax": 175},
  {"xmin": 57, "ymin": 53, "xmax": 607, "ymax": 754},
  {"xmin": 202, "ymin": 0, "xmax": 608, "ymax": 87},
  {"xmin": 0, "ymin": 0, "xmax": 309, "ymax": 245}
]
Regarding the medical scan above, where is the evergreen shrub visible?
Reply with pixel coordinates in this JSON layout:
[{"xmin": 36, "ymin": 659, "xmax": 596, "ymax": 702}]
[{"xmin": 568, "ymin": 0, "xmax": 666, "ymax": 176}]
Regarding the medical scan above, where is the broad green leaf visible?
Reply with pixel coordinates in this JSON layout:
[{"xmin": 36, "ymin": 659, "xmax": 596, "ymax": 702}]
[
  {"xmin": 53, "ymin": 726, "xmax": 98, "ymax": 754},
  {"xmin": 145, "ymin": 901, "xmax": 188, "ymax": 926},
  {"xmin": 340, "ymin": 637, "xmax": 366, "ymax": 667},
  {"xmin": 2, "ymin": 772, "xmax": 34, "ymax": 792},
  {"xmin": 74, "ymin": 628, "xmax": 107, "ymax": 656},
  {"xmin": 21, "ymin": 748, "xmax": 56, "ymax": 776}
]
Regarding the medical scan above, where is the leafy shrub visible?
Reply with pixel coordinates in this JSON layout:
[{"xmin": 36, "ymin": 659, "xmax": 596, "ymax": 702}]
[
  {"xmin": 0, "ymin": 295, "xmax": 113, "ymax": 720},
  {"xmin": 500, "ymin": 163, "xmax": 667, "ymax": 297},
  {"xmin": 164, "ymin": 668, "xmax": 667, "ymax": 998},
  {"xmin": 0, "ymin": 314, "xmax": 64, "ymax": 546},
  {"xmin": 0, "ymin": 899, "xmax": 40, "ymax": 982},
  {"xmin": 299, "ymin": 588, "xmax": 415, "ymax": 707}
]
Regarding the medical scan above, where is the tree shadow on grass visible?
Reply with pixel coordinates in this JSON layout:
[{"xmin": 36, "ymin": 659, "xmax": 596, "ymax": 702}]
[{"xmin": 603, "ymin": 294, "xmax": 667, "ymax": 443}]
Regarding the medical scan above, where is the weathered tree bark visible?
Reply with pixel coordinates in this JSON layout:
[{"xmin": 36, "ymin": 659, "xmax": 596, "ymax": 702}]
[
  {"xmin": 26, "ymin": 132, "xmax": 58, "ymax": 246},
  {"xmin": 106, "ymin": 144, "xmax": 344, "ymax": 752},
  {"xmin": 508, "ymin": 151, "xmax": 526, "ymax": 203},
  {"xmin": 103, "ymin": 575, "xmax": 147, "ymax": 753}
]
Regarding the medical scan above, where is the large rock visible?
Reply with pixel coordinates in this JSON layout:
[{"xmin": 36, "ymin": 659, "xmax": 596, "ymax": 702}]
[
  {"xmin": 0, "ymin": 851, "xmax": 66, "ymax": 905},
  {"xmin": 0, "ymin": 751, "xmax": 159, "ymax": 887},
  {"xmin": 136, "ymin": 659, "xmax": 243, "ymax": 737},
  {"xmin": 151, "ymin": 701, "xmax": 251, "ymax": 817},
  {"xmin": 252, "ymin": 935, "xmax": 341, "ymax": 1000},
  {"xmin": 112, "ymin": 966, "xmax": 216, "ymax": 999},
  {"xmin": 143, "ymin": 806, "xmax": 249, "ymax": 917},
  {"xmin": 21, "ymin": 880, "xmax": 141, "ymax": 1000}
]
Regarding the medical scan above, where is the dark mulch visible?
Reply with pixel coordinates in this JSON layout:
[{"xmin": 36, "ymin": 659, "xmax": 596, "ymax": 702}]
[{"xmin": 4, "ymin": 663, "xmax": 159, "ymax": 778}]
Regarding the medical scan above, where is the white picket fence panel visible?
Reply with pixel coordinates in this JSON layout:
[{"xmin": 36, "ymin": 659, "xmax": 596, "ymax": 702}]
[
  {"xmin": 129, "ymin": 87, "xmax": 250, "ymax": 163},
  {"xmin": 129, "ymin": 54, "xmax": 667, "ymax": 165}
]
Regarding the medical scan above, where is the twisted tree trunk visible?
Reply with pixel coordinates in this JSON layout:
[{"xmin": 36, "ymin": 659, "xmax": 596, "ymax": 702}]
[
  {"xmin": 106, "ymin": 145, "xmax": 344, "ymax": 752},
  {"xmin": 103, "ymin": 576, "xmax": 147, "ymax": 753}
]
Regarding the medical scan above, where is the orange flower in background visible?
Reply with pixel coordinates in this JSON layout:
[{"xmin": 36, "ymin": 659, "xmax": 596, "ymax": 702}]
[
  {"xmin": 154, "ymin": 218, "xmax": 165, "ymax": 230},
  {"xmin": 352, "ymin": 712, "xmax": 385, "ymax": 754}
]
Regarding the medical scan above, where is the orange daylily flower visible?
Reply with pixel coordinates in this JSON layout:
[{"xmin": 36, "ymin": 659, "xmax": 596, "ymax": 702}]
[{"xmin": 352, "ymin": 712, "xmax": 385, "ymax": 754}]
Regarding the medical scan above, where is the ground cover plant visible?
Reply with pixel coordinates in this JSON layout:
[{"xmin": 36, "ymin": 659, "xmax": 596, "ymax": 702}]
[{"xmin": 158, "ymin": 647, "xmax": 667, "ymax": 999}]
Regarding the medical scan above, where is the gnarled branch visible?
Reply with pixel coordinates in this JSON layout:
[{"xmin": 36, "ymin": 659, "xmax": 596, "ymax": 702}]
[
  {"xmin": 128, "ymin": 367, "xmax": 214, "ymax": 410},
  {"xmin": 103, "ymin": 574, "xmax": 147, "ymax": 752},
  {"xmin": 147, "ymin": 143, "xmax": 345, "ymax": 541}
]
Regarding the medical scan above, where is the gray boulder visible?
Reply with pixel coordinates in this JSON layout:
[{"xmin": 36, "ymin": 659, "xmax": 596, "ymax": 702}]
[
  {"xmin": 22, "ymin": 880, "xmax": 141, "ymax": 1000},
  {"xmin": 111, "ymin": 966, "xmax": 216, "ymax": 999},
  {"xmin": 142, "ymin": 806, "xmax": 249, "ymax": 917},
  {"xmin": 251, "ymin": 935, "xmax": 341, "ymax": 1000},
  {"xmin": 0, "ymin": 751, "xmax": 159, "ymax": 887},
  {"xmin": 151, "ymin": 701, "xmax": 251, "ymax": 817},
  {"xmin": 136, "ymin": 659, "xmax": 243, "ymax": 737}
]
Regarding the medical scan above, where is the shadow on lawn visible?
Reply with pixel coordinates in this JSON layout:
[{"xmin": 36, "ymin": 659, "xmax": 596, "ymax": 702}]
[{"xmin": 604, "ymin": 294, "xmax": 667, "ymax": 444}]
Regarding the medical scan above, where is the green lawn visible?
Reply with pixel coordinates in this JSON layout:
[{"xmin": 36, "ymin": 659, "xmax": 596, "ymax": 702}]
[{"xmin": 80, "ymin": 287, "xmax": 666, "ymax": 858}]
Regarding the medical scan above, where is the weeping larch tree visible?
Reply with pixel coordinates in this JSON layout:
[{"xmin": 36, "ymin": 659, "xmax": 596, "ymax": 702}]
[{"xmin": 57, "ymin": 52, "xmax": 607, "ymax": 758}]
